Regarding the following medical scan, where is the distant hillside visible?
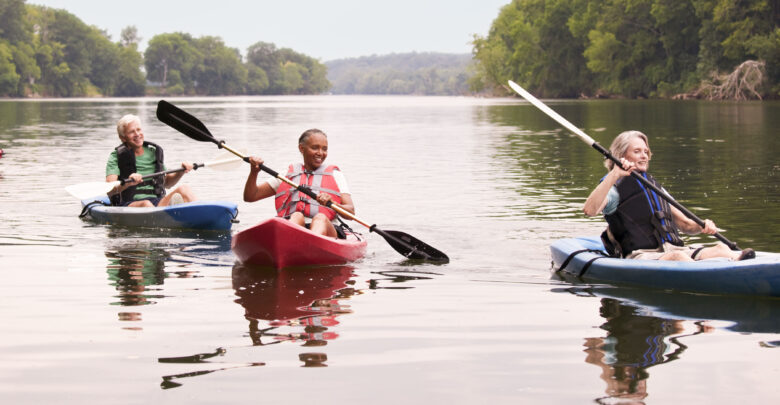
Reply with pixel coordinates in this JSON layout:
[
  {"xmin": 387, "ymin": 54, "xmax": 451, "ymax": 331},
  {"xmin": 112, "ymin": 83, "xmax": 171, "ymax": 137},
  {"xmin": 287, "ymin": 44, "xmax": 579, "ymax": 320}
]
[{"xmin": 325, "ymin": 52, "xmax": 473, "ymax": 95}]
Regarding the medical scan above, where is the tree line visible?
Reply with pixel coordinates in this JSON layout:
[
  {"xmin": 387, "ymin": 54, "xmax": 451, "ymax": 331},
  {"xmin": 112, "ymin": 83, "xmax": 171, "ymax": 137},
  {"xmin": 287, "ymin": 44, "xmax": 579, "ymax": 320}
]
[
  {"xmin": 471, "ymin": 0, "xmax": 780, "ymax": 99},
  {"xmin": 0, "ymin": 0, "xmax": 329, "ymax": 97},
  {"xmin": 326, "ymin": 53, "xmax": 473, "ymax": 95}
]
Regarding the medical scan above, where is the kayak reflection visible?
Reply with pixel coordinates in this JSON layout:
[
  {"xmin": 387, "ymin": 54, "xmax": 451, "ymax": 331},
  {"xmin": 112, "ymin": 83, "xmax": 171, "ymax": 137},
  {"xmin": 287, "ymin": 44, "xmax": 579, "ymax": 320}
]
[
  {"xmin": 583, "ymin": 298, "xmax": 707, "ymax": 403},
  {"xmin": 105, "ymin": 237, "xmax": 232, "ymax": 328},
  {"xmin": 231, "ymin": 264, "xmax": 357, "ymax": 353},
  {"xmin": 554, "ymin": 284, "xmax": 780, "ymax": 403}
]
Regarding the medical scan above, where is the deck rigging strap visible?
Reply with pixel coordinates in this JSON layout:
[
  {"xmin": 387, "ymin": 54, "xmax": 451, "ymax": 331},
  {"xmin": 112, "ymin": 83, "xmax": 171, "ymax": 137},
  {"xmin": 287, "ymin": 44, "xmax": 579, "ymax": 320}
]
[
  {"xmin": 555, "ymin": 248, "xmax": 609, "ymax": 275},
  {"xmin": 79, "ymin": 200, "xmax": 110, "ymax": 218}
]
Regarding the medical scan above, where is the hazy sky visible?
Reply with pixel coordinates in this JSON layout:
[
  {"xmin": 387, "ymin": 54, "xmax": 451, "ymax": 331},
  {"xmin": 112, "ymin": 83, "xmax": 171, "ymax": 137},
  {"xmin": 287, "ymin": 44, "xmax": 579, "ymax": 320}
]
[{"xmin": 28, "ymin": 0, "xmax": 510, "ymax": 61}]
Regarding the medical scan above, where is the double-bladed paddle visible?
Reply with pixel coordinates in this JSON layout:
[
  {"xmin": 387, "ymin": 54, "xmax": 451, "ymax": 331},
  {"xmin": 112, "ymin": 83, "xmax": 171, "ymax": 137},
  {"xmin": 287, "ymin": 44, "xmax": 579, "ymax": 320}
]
[
  {"xmin": 507, "ymin": 80, "xmax": 739, "ymax": 250},
  {"xmin": 156, "ymin": 100, "xmax": 449, "ymax": 263},
  {"xmin": 65, "ymin": 152, "xmax": 243, "ymax": 200}
]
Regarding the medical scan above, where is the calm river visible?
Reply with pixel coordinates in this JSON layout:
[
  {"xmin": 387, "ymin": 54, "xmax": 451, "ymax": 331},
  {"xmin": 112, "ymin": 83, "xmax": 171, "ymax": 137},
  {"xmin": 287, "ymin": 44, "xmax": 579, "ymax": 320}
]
[{"xmin": 1, "ymin": 96, "xmax": 778, "ymax": 403}]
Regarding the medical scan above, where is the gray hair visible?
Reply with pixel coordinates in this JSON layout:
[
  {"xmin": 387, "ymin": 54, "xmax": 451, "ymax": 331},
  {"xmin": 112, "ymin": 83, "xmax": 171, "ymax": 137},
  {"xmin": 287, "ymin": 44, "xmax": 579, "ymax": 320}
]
[
  {"xmin": 605, "ymin": 130, "xmax": 652, "ymax": 170},
  {"xmin": 298, "ymin": 128, "xmax": 326, "ymax": 145},
  {"xmin": 116, "ymin": 114, "xmax": 141, "ymax": 141}
]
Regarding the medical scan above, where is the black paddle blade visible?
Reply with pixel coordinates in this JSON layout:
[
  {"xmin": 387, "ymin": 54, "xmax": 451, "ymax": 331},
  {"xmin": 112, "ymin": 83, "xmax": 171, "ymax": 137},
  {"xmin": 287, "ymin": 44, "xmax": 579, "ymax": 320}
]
[
  {"xmin": 156, "ymin": 100, "xmax": 218, "ymax": 144},
  {"xmin": 372, "ymin": 227, "xmax": 449, "ymax": 263}
]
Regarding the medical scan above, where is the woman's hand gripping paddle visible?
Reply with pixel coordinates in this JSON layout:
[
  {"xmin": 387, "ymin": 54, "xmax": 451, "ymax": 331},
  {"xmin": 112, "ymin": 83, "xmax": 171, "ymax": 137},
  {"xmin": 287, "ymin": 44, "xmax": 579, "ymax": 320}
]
[
  {"xmin": 156, "ymin": 99, "xmax": 449, "ymax": 263},
  {"xmin": 507, "ymin": 80, "xmax": 739, "ymax": 250},
  {"xmin": 65, "ymin": 151, "xmax": 243, "ymax": 200}
]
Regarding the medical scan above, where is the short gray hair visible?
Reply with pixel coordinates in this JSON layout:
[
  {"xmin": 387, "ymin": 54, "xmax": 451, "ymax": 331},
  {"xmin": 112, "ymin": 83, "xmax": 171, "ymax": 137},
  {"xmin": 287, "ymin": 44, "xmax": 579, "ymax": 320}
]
[
  {"xmin": 116, "ymin": 114, "xmax": 141, "ymax": 140},
  {"xmin": 298, "ymin": 128, "xmax": 326, "ymax": 145},
  {"xmin": 605, "ymin": 130, "xmax": 652, "ymax": 170}
]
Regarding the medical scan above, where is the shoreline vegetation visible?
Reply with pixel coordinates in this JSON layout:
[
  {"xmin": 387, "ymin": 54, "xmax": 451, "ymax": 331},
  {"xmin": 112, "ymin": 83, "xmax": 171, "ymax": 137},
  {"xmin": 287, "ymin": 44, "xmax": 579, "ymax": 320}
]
[
  {"xmin": 470, "ymin": 0, "xmax": 778, "ymax": 100},
  {"xmin": 1, "ymin": 0, "xmax": 777, "ymax": 100}
]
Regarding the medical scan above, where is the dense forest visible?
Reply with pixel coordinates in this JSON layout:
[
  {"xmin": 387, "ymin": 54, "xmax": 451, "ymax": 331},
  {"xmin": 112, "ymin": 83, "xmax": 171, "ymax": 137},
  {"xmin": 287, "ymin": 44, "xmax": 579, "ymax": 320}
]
[
  {"xmin": 325, "ymin": 53, "xmax": 472, "ymax": 95},
  {"xmin": 3, "ymin": 0, "xmax": 778, "ymax": 99},
  {"xmin": 471, "ymin": 0, "xmax": 780, "ymax": 99},
  {"xmin": 0, "ymin": 0, "xmax": 329, "ymax": 97}
]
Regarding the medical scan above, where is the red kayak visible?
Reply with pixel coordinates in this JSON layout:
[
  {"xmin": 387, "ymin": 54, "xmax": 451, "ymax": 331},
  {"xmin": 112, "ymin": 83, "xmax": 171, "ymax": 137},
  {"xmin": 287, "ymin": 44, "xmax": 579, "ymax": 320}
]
[{"xmin": 231, "ymin": 217, "xmax": 367, "ymax": 269}]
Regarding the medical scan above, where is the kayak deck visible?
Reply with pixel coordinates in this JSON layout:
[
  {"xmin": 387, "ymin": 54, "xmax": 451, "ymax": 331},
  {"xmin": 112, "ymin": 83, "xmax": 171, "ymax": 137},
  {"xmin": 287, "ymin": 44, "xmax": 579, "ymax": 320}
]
[
  {"xmin": 551, "ymin": 236, "xmax": 780, "ymax": 297},
  {"xmin": 80, "ymin": 196, "xmax": 239, "ymax": 231},
  {"xmin": 231, "ymin": 217, "xmax": 367, "ymax": 269}
]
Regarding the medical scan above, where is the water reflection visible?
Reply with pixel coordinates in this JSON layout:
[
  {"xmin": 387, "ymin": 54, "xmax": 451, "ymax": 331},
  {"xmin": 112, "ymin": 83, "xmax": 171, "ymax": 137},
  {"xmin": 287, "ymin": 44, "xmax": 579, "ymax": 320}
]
[
  {"xmin": 105, "ymin": 236, "xmax": 232, "ymax": 329},
  {"xmin": 105, "ymin": 245, "xmax": 168, "ymax": 327},
  {"xmin": 584, "ymin": 298, "xmax": 702, "ymax": 404},
  {"xmin": 159, "ymin": 348, "xmax": 264, "ymax": 390},
  {"xmin": 232, "ymin": 264, "xmax": 357, "ymax": 356},
  {"xmin": 554, "ymin": 284, "xmax": 780, "ymax": 403}
]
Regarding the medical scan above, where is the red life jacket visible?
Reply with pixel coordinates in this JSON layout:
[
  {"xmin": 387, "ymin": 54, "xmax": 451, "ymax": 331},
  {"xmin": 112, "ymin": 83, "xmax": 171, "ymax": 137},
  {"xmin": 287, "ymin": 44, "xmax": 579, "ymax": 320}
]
[{"xmin": 275, "ymin": 163, "xmax": 342, "ymax": 220}]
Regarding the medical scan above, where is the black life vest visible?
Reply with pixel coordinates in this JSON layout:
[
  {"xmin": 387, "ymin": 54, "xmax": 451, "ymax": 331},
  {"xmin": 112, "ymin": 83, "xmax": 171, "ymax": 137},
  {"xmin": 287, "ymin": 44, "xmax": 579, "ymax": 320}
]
[
  {"xmin": 110, "ymin": 141, "xmax": 166, "ymax": 206},
  {"xmin": 602, "ymin": 172, "xmax": 684, "ymax": 257}
]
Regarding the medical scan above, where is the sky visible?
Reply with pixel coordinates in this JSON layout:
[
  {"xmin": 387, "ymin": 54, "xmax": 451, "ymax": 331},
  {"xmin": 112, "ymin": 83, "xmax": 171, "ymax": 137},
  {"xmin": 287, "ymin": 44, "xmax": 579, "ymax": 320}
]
[{"xmin": 28, "ymin": 0, "xmax": 511, "ymax": 61}]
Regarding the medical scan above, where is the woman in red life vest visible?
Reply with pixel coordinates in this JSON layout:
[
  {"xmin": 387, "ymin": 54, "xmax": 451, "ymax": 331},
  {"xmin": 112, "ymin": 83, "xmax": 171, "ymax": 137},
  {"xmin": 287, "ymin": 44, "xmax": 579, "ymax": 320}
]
[{"xmin": 243, "ymin": 129, "xmax": 355, "ymax": 238}]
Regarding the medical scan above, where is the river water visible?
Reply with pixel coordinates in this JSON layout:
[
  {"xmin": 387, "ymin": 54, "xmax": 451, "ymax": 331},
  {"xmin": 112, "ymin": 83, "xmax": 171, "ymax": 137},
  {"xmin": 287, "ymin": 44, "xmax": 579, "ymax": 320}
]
[{"xmin": 0, "ymin": 96, "xmax": 778, "ymax": 403}]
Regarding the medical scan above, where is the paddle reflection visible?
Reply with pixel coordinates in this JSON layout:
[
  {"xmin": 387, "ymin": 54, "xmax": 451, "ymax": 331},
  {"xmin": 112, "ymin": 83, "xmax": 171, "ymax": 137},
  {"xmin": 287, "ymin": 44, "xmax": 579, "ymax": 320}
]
[{"xmin": 232, "ymin": 264, "xmax": 357, "ymax": 365}]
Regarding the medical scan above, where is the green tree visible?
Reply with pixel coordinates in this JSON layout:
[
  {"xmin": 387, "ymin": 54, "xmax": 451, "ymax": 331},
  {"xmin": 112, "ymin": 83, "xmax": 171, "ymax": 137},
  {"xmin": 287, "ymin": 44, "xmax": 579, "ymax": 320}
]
[
  {"xmin": 246, "ymin": 64, "xmax": 269, "ymax": 94},
  {"xmin": 115, "ymin": 39, "xmax": 145, "ymax": 96},
  {"xmin": 192, "ymin": 36, "xmax": 247, "ymax": 95},
  {"xmin": 694, "ymin": 0, "xmax": 780, "ymax": 95},
  {"xmin": 10, "ymin": 41, "xmax": 39, "ymax": 95},
  {"xmin": 245, "ymin": 41, "xmax": 329, "ymax": 94},
  {"xmin": 472, "ymin": 0, "xmax": 592, "ymax": 97},
  {"xmin": 0, "ymin": 0, "xmax": 29, "ymax": 44},
  {"xmin": 144, "ymin": 32, "xmax": 201, "ymax": 94},
  {"xmin": 0, "ymin": 41, "xmax": 20, "ymax": 94}
]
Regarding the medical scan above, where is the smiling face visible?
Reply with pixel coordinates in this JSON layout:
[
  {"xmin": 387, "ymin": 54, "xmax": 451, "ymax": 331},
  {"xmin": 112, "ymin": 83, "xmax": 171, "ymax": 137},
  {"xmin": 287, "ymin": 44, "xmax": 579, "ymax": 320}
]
[
  {"xmin": 623, "ymin": 136, "xmax": 650, "ymax": 172},
  {"xmin": 299, "ymin": 132, "xmax": 328, "ymax": 171},
  {"xmin": 121, "ymin": 120, "xmax": 145, "ymax": 150}
]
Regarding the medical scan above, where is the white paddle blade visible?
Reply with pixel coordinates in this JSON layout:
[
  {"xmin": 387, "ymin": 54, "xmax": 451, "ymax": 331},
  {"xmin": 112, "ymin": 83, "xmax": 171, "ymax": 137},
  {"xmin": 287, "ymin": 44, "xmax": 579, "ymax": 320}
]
[
  {"xmin": 202, "ymin": 149, "xmax": 246, "ymax": 171},
  {"xmin": 507, "ymin": 80, "xmax": 596, "ymax": 145},
  {"xmin": 204, "ymin": 156, "xmax": 244, "ymax": 171},
  {"xmin": 65, "ymin": 181, "xmax": 119, "ymax": 199}
]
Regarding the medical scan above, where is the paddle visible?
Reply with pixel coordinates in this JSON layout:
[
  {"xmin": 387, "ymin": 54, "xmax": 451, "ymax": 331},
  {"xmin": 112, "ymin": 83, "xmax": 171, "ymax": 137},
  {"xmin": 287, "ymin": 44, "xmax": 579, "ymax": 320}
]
[
  {"xmin": 65, "ymin": 152, "xmax": 243, "ymax": 200},
  {"xmin": 507, "ymin": 80, "xmax": 739, "ymax": 250},
  {"xmin": 156, "ymin": 99, "xmax": 449, "ymax": 263}
]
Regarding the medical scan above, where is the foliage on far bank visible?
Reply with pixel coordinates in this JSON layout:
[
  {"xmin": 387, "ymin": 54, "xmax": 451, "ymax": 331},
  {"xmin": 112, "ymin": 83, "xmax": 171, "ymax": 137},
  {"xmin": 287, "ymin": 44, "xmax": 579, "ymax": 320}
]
[
  {"xmin": 325, "ymin": 53, "xmax": 473, "ymax": 95},
  {"xmin": 471, "ymin": 0, "xmax": 780, "ymax": 99},
  {"xmin": 0, "ymin": 0, "xmax": 330, "ymax": 97}
]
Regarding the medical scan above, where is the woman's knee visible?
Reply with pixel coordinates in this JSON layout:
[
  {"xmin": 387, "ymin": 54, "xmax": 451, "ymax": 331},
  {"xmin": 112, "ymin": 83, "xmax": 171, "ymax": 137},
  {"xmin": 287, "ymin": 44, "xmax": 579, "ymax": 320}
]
[
  {"xmin": 289, "ymin": 212, "xmax": 305, "ymax": 226},
  {"xmin": 660, "ymin": 251, "xmax": 693, "ymax": 261}
]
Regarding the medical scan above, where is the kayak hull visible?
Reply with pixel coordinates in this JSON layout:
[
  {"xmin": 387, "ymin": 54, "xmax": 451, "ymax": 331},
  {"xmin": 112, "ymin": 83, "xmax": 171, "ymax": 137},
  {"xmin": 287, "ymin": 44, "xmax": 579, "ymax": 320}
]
[
  {"xmin": 231, "ymin": 217, "xmax": 367, "ymax": 269},
  {"xmin": 551, "ymin": 236, "xmax": 780, "ymax": 297},
  {"xmin": 80, "ymin": 196, "xmax": 238, "ymax": 231}
]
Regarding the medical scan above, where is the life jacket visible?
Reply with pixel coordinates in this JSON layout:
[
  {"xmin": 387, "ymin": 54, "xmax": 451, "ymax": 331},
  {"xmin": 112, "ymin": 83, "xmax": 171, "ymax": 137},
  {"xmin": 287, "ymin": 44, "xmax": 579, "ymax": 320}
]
[
  {"xmin": 602, "ymin": 172, "xmax": 684, "ymax": 257},
  {"xmin": 275, "ymin": 163, "xmax": 342, "ymax": 220},
  {"xmin": 109, "ymin": 141, "xmax": 166, "ymax": 206}
]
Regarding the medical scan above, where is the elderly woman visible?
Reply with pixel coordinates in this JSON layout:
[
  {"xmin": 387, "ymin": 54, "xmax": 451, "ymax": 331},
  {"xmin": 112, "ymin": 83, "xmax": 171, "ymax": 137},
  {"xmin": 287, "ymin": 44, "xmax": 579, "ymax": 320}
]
[
  {"xmin": 583, "ymin": 130, "xmax": 753, "ymax": 261},
  {"xmin": 106, "ymin": 114, "xmax": 196, "ymax": 207},
  {"xmin": 243, "ymin": 128, "xmax": 355, "ymax": 238}
]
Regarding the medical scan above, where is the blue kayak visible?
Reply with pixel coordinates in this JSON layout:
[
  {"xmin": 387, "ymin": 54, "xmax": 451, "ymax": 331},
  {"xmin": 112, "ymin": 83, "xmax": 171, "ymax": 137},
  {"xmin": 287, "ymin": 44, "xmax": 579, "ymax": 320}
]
[
  {"xmin": 80, "ymin": 196, "xmax": 238, "ymax": 231},
  {"xmin": 551, "ymin": 236, "xmax": 780, "ymax": 297}
]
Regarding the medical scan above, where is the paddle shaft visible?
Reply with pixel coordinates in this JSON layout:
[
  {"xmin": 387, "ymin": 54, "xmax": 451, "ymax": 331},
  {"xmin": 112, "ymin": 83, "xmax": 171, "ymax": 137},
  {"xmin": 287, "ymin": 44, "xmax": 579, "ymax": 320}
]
[
  {"xmin": 120, "ymin": 163, "xmax": 203, "ymax": 185},
  {"xmin": 157, "ymin": 99, "xmax": 449, "ymax": 262},
  {"xmin": 158, "ymin": 103, "xmax": 370, "ymax": 226},
  {"xmin": 507, "ymin": 80, "xmax": 738, "ymax": 250}
]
